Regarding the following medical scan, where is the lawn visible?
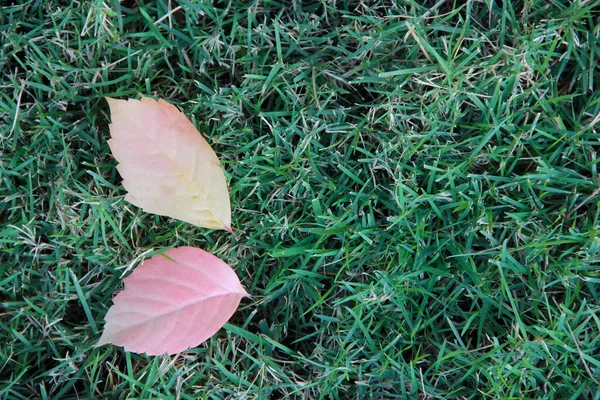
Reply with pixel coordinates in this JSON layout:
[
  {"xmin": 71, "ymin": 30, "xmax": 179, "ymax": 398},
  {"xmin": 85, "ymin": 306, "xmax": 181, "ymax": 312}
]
[{"xmin": 1, "ymin": 0, "xmax": 600, "ymax": 398}]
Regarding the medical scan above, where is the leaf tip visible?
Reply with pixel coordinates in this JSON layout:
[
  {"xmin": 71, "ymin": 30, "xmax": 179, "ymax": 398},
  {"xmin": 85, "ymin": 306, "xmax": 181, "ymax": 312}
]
[
  {"xmin": 94, "ymin": 335, "xmax": 108, "ymax": 349},
  {"xmin": 105, "ymin": 97, "xmax": 128, "ymax": 115},
  {"xmin": 104, "ymin": 96, "xmax": 117, "ymax": 107},
  {"xmin": 224, "ymin": 224, "xmax": 238, "ymax": 239}
]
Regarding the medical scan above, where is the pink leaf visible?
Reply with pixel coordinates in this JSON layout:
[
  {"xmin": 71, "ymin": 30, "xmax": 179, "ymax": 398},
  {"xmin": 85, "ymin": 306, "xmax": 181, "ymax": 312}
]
[
  {"xmin": 106, "ymin": 96, "xmax": 232, "ymax": 232},
  {"xmin": 96, "ymin": 247, "xmax": 249, "ymax": 355}
]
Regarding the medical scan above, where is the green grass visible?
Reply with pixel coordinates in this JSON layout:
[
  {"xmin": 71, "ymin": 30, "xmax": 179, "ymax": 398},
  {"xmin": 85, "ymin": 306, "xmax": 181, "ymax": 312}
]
[{"xmin": 1, "ymin": 0, "xmax": 600, "ymax": 398}]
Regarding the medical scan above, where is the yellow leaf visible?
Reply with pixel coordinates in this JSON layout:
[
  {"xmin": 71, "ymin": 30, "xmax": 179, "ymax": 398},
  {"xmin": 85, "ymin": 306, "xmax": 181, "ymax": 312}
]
[{"xmin": 106, "ymin": 96, "xmax": 232, "ymax": 232}]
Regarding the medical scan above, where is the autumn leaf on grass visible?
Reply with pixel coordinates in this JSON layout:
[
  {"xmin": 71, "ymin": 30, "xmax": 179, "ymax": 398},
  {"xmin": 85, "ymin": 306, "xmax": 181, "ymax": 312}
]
[
  {"xmin": 96, "ymin": 246, "xmax": 249, "ymax": 355},
  {"xmin": 106, "ymin": 96, "xmax": 232, "ymax": 232}
]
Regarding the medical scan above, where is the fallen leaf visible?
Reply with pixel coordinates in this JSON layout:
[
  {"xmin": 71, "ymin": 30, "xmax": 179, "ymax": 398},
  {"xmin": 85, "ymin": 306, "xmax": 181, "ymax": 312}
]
[
  {"xmin": 106, "ymin": 96, "xmax": 232, "ymax": 231},
  {"xmin": 96, "ymin": 246, "xmax": 249, "ymax": 355}
]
